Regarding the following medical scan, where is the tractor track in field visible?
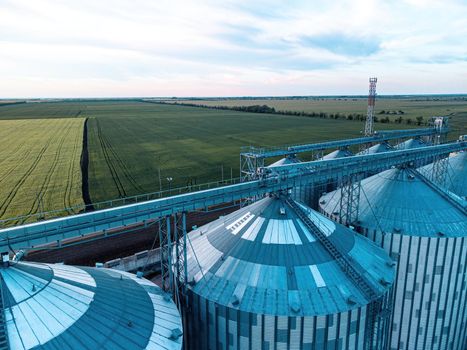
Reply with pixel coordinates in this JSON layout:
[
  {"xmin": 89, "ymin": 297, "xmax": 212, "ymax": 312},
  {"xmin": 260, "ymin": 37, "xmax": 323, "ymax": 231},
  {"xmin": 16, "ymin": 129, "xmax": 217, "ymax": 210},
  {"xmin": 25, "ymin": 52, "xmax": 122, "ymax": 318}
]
[
  {"xmin": 0, "ymin": 148, "xmax": 34, "ymax": 185},
  {"xmin": 0, "ymin": 122, "xmax": 45, "ymax": 180},
  {"xmin": 97, "ymin": 121, "xmax": 145, "ymax": 193},
  {"xmin": 95, "ymin": 119, "xmax": 145, "ymax": 197},
  {"xmin": 20, "ymin": 121, "xmax": 73, "ymax": 222},
  {"xmin": 95, "ymin": 119, "xmax": 127, "ymax": 198},
  {"xmin": 0, "ymin": 136, "xmax": 55, "ymax": 219}
]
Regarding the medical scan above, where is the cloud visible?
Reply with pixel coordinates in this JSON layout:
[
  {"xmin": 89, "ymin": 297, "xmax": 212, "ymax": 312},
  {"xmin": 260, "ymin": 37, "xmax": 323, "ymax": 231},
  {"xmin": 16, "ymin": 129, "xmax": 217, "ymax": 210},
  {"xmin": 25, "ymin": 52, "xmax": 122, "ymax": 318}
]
[
  {"xmin": 300, "ymin": 34, "xmax": 380, "ymax": 57},
  {"xmin": 0, "ymin": 0, "xmax": 466, "ymax": 97}
]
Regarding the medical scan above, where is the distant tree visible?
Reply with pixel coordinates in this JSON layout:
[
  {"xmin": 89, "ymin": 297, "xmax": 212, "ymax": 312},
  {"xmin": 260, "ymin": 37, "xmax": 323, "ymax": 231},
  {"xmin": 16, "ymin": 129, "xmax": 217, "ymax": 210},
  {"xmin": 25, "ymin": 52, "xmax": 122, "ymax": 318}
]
[
  {"xmin": 381, "ymin": 116, "xmax": 390, "ymax": 123},
  {"xmin": 406, "ymin": 118, "xmax": 413, "ymax": 125},
  {"xmin": 379, "ymin": 110, "xmax": 386, "ymax": 114},
  {"xmin": 416, "ymin": 116, "xmax": 424, "ymax": 126},
  {"xmin": 395, "ymin": 116, "xmax": 403, "ymax": 124}
]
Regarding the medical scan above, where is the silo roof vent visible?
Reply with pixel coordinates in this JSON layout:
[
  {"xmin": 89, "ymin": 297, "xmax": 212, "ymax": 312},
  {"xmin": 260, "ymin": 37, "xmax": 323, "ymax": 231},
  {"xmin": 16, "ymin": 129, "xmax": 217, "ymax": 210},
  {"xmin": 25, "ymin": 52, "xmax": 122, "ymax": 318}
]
[
  {"xmin": 290, "ymin": 302, "xmax": 301, "ymax": 313},
  {"xmin": 170, "ymin": 328, "xmax": 183, "ymax": 340},
  {"xmin": 379, "ymin": 278, "xmax": 390, "ymax": 287},
  {"xmin": 231, "ymin": 295, "xmax": 240, "ymax": 306}
]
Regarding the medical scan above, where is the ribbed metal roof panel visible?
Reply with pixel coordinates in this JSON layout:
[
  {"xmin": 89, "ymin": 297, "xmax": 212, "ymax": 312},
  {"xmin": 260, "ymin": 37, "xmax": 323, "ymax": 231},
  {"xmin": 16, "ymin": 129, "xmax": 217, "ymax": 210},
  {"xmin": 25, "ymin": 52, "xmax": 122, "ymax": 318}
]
[
  {"xmin": 395, "ymin": 138, "xmax": 428, "ymax": 150},
  {"xmin": 420, "ymin": 151, "xmax": 466, "ymax": 198},
  {"xmin": 356, "ymin": 142, "xmax": 393, "ymax": 155},
  {"xmin": 186, "ymin": 196, "xmax": 395, "ymax": 316},
  {"xmin": 320, "ymin": 167, "xmax": 467, "ymax": 237},
  {"xmin": 268, "ymin": 156, "xmax": 300, "ymax": 167},
  {"xmin": 321, "ymin": 149, "xmax": 353, "ymax": 160},
  {"xmin": 0, "ymin": 262, "xmax": 182, "ymax": 350}
]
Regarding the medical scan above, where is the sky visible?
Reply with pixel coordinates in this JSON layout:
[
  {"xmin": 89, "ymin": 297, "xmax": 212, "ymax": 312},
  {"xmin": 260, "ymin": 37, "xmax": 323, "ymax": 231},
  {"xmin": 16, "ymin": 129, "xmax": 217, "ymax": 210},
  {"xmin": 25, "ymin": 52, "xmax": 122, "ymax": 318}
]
[{"xmin": 0, "ymin": 0, "xmax": 466, "ymax": 97}]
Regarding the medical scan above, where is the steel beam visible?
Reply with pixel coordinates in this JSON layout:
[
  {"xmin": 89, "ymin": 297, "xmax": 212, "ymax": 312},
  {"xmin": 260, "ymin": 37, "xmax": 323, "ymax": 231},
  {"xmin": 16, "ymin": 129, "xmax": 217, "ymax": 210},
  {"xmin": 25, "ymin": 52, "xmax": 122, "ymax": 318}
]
[
  {"xmin": 241, "ymin": 128, "xmax": 445, "ymax": 160},
  {"xmin": 159, "ymin": 216, "xmax": 172, "ymax": 292},
  {"xmin": 0, "ymin": 141, "xmax": 464, "ymax": 252}
]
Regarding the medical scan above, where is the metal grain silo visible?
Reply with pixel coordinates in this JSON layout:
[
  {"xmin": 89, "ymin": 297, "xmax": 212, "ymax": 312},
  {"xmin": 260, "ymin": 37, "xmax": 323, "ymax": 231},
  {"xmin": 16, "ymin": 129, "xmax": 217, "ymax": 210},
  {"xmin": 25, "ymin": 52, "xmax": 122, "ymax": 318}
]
[
  {"xmin": 319, "ymin": 168, "xmax": 467, "ymax": 350},
  {"xmin": 0, "ymin": 261, "xmax": 183, "ymax": 349},
  {"xmin": 395, "ymin": 138, "xmax": 428, "ymax": 150},
  {"xmin": 420, "ymin": 151, "xmax": 466, "ymax": 199},
  {"xmin": 356, "ymin": 142, "xmax": 393, "ymax": 155},
  {"xmin": 321, "ymin": 149, "xmax": 353, "ymax": 160},
  {"xmin": 185, "ymin": 194, "xmax": 395, "ymax": 350}
]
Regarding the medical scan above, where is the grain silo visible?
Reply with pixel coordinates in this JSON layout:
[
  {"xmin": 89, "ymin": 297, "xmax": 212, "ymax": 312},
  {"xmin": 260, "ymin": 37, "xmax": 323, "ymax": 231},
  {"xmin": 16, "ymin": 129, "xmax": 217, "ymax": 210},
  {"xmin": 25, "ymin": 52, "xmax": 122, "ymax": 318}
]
[
  {"xmin": 319, "ymin": 167, "xmax": 467, "ymax": 350},
  {"xmin": 268, "ymin": 156, "xmax": 301, "ymax": 167},
  {"xmin": 356, "ymin": 142, "xmax": 393, "ymax": 155},
  {"xmin": 321, "ymin": 149, "xmax": 353, "ymax": 160},
  {"xmin": 420, "ymin": 151, "xmax": 466, "ymax": 199},
  {"xmin": 395, "ymin": 138, "xmax": 428, "ymax": 150},
  {"xmin": 0, "ymin": 261, "xmax": 183, "ymax": 349},
  {"xmin": 184, "ymin": 194, "xmax": 395, "ymax": 350}
]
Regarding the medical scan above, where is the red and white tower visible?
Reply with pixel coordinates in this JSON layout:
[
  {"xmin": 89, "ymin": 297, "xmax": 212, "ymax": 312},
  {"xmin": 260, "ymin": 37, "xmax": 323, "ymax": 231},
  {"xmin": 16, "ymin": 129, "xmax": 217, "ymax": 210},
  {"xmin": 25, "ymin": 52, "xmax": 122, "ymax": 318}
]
[{"xmin": 364, "ymin": 77, "xmax": 377, "ymax": 136}]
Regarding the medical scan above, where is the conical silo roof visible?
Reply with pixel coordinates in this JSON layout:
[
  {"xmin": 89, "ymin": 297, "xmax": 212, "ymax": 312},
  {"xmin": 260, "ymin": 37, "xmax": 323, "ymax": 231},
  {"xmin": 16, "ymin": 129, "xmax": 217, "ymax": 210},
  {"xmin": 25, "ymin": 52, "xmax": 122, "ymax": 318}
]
[
  {"xmin": 268, "ymin": 156, "xmax": 300, "ymax": 167},
  {"xmin": 319, "ymin": 167, "xmax": 467, "ymax": 237},
  {"xmin": 321, "ymin": 149, "xmax": 353, "ymax": 160},
  {"xmin": 419, "ymin": 151, "xmax": 466, "ymax": 199},
  {"xmin": 395, "ymin": 138, "xmax": 428, "ymax": 150},
  {"xmin": 186, "ymin": 195, "xmax": 394, "ymax": 317},
  {"xmin": 357, "ymin": 142, "xmax": 393, "ymax": 155},
  {"xmin": 0, "ymin": 262, "xmax": 183, "ymax": 350}
]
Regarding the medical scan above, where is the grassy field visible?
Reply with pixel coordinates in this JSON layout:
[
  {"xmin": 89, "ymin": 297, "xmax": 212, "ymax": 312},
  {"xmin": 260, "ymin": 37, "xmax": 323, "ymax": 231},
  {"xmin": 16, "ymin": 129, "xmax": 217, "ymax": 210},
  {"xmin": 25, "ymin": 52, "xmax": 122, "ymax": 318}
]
[
  {"xmin": 85, "ymin": 101, "xmax": 405, "ymax": 202},
  {"xmin": 0, "ymin": 118, "xmax": 84, "ymax": 223},
  {"xmin": 172, "ymin": 97, "xmax": 467, "ymax": 135},
  {"xmin": 0, "ymin": 98, "xmax": 463, "ymax": 219}
]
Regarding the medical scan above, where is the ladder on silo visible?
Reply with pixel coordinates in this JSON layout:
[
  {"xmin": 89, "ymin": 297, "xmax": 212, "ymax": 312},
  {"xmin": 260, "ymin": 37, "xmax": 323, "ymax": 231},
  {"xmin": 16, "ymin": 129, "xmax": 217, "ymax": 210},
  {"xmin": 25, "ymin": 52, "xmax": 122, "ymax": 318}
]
[
  {"xmin": 0, "ymin": 276, "xmax": 10, "ymax": 350},
  {"xmin": 286, "ymin": 198, "xmax": 383, "ymax": 350}
]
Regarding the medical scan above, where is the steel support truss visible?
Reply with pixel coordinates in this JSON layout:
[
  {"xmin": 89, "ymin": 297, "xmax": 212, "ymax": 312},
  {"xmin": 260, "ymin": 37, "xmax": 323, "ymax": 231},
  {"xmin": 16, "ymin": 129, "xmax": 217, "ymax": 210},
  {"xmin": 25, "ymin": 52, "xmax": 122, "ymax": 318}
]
[
  {"xmin": 240, "ymin": 152, "xmax": 264, "ymax": 181},
  {"xmin": 159, "ymin": 213, "xmax": 188, "ymax": 301},
  {"xmin": 431, "ymin": 154, "xmax": 449, "ymax": 187},
  {"xmin": 173, "ymin": 212, "xmax": 188, "ymax": 306},
  {"xmin": 159, "ymin": 216, "xmax": 172, "ymax": 292},
  {"xmin": 338, "ymin": 173, "xmax": 362, "ymax": 226}
]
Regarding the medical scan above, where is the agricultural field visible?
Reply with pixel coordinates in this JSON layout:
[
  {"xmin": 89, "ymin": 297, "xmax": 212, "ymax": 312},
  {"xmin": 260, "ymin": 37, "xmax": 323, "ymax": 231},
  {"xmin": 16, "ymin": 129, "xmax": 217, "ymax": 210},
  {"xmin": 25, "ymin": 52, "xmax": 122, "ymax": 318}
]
[
  {"xmin": 172, "ymin": 97, "xmax": 467, "ymax": 135},
  {"xmin": 85, "ymin": 101, "xmax": 400, "ymax": 202},
  {"xmin": 0, "ymin": 98, "xmax": 462, "ymax": 221},
  {"xmin": 0, "ymin": 118, "xmax": 84, "ymax": 223}
]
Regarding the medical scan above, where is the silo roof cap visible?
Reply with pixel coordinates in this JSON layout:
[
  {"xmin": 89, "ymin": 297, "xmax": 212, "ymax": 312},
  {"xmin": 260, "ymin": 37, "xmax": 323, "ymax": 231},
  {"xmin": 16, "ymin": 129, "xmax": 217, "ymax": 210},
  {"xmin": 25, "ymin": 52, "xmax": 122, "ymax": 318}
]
[
  {"xmin": 320, "ymin": 167, "xmax": 467, "ymax": 237},
  {"xmin": 0, "ymin": 262, "xmax": 183, "ymax": 349},
  {"xmin": 186, "ymin": 196, "xmax": 395, "ymax": 316}
]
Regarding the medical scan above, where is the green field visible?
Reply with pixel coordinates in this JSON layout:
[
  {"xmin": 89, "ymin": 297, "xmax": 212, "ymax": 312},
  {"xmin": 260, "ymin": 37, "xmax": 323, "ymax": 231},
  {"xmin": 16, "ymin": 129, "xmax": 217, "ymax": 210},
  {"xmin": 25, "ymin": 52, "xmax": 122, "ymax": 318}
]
[
  {"xmin": 84, "ymin": 101, "xmax": 401, "ymax": 202},
  {"xmin": 0, "ymin": 98, "xmax": 464, "ymax": 220},
  {"xmin": 172, "ymin": 97, "xmax": 467, "ymax": 135},
  {"xmin": 0, "ymin": 118, "xmax": 84, "ymax": 223}
]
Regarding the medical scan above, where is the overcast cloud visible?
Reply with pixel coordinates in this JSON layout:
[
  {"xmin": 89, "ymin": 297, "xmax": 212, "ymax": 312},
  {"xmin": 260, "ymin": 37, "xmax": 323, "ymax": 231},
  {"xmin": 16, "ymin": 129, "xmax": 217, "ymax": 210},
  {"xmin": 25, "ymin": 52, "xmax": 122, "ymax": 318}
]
[{"xmin": 0, "ymin": 0, "xmax": 466, "ymax": 97}]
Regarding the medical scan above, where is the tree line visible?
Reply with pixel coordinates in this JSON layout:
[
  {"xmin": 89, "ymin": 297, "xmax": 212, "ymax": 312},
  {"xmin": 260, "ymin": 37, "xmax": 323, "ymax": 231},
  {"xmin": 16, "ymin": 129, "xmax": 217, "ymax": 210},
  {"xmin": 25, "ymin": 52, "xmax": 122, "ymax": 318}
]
[{"xmin": 155, "ymin": 101, "xmax": 428, "ymax": 126}]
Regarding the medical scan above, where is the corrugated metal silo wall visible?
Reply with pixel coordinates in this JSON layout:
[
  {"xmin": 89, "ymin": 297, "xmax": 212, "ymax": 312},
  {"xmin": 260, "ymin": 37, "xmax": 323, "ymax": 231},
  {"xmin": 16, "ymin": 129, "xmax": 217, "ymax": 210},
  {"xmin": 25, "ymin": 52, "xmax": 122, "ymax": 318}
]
[
  {"xmin": 291, "ymin": 181, "xmax": 332, "ymax": 210},
  {"xmin": 185, "ymin": 291, "xmax": 392, "ymax": 350},
  {"xmin": 359, "ymin": 229, "xmax": 467, "ymax": 350}
]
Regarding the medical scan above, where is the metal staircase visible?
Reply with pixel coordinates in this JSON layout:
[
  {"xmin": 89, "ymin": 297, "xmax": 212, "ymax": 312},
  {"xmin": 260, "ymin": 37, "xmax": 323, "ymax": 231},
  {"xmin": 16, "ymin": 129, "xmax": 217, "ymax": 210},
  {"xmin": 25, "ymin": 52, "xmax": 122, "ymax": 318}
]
[{"xmin": 286, "ymin": 198, "xmax": 384, "ymax": 350}]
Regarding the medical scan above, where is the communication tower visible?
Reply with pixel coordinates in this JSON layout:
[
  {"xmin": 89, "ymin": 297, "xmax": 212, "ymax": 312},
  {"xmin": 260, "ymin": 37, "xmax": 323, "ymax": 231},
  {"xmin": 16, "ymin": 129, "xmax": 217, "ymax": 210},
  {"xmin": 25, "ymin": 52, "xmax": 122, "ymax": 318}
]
[{"xmin": 365, "ymin": 77, "xmax": 378, "ymax": 136}]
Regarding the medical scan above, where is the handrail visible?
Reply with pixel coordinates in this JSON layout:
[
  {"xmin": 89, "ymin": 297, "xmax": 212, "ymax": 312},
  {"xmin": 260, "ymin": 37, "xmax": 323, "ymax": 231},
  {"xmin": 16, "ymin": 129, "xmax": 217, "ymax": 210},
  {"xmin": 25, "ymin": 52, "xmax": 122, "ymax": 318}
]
[{"xmin": 241, "ymin": 127, "xmax": 444, "ymax": 158}]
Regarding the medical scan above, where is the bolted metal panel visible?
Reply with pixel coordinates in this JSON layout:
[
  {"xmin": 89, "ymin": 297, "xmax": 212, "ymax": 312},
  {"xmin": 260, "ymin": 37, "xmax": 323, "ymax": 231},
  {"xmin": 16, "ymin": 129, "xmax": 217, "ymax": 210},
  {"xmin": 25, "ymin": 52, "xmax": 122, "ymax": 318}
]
[{"xmin": 186, "ymin": 294, "xmax": 393, "ymax": 350}]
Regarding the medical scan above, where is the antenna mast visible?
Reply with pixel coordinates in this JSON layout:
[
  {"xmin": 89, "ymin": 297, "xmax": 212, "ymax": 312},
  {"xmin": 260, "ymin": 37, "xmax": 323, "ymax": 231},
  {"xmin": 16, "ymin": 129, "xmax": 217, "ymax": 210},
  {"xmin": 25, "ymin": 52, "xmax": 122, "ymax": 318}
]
[{"xmin": 365, "ymin": 77, "xmax": 378, "ymax": 136}]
